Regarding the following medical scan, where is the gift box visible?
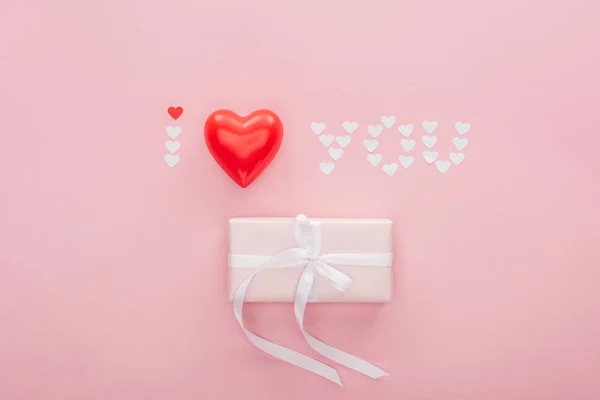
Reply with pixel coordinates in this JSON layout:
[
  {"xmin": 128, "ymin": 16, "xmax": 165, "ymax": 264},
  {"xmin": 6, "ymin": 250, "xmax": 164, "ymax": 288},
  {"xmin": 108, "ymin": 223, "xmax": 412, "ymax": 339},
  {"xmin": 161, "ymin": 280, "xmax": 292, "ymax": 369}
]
[
  {"xmin": 229, "ymin": 215, "xmax": 392, "ymax": 385},
  {"xmin": 228, "ymin": 216, "xmax": 393, "ymax": 302}
]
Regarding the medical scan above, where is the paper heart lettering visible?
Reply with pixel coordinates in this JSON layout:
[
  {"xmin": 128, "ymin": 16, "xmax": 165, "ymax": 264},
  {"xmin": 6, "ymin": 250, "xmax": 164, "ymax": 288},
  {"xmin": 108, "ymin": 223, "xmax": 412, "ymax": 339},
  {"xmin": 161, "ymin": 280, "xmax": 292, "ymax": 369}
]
[
  {"xmin": 367, "ymin": 153, "xmax": 382, "ymax": 166},
  {"xmin": 165, "ymin": 140, "xmax": 181, "ymax": 154},
  {"xmin": 166, "ymin": 126, "xmax": 181, "ymax": 139},
  {"xmin": 399, "ymin": 155, "xmax": 415, "ymax": 168},
  {"xmin": 342, "ymin": 121, "xmax": 358, "ymax": 134},
  {"xmin": 455, "ymin": 122, "xmax": 470, "ymax": 135},
  {"xmin": 422, "ymin": 120, "xmax": 438, "ymax": 134},
  {"xmin": 398, "ymin": 124, "xmax": 414, "ymax": 137},
  {"xmin": 363, "ymin": 139, "xmax": 379, "ymax": 152},
  {"xmin": 164, "ymin": 154, "xmax": 180, "ymax": 168},
  {"xmin": 401, "ymin": 139, "xmax": 416, "ymax": 152},
  {"xmin": 422, "ymin": 135, "xmax": 438, "ymax": 148},
  {"xmin": 204, "ymin": 109, "xmax": 283, "ymax": 188},
  {"xmin": 319, "ymin": 162, "xmax": 335, "ymax": 175},
  {"xmin": 436, "ymin": 160, "xmax": 451, "ymax": 173},
  {"xmin": 453, "ymin": 137, "xmax": 468, "ymax": 150},
  {"xmin": 328, "ymin": 147, "xmax": 344, "ymax": 160},
  {"xmin": 319, "ymin": 134, "xmax": 335, "ymax": 147},
  {"xmin": 423, "ymin": 150, "xmax": 438, "ymax": 164},
  {"xmin": 168, "ymin": 106, "xmax": 183, "ymax": 120},
  {"xmin": 381, "ymin": 116, "xmax": 396, "ymax": 128},
  {"xmin": 368, "ymin": 125, "xmax": 383, "ymax": 138},
  {"xmin": 335, "ymin": 136, "xmax": 351, "ymax": 148},
  {"xmin": 311, "ymin": 122, "xmax": 326, "ymax": 135},
  {"xmin": 382, "ymin": 163, "xmax": 398, "ymax": 176},
  {"xmin": 450, "ymin": 152, "xmax": 465, "ymax": 165}
]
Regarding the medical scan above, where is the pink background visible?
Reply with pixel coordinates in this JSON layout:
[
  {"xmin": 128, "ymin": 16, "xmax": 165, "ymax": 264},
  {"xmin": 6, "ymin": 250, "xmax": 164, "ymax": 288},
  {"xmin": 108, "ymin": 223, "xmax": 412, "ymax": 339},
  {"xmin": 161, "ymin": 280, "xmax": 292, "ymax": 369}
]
[{"xmin": 1, "ymin": 0, "xmax": 600, "ymax": 399}]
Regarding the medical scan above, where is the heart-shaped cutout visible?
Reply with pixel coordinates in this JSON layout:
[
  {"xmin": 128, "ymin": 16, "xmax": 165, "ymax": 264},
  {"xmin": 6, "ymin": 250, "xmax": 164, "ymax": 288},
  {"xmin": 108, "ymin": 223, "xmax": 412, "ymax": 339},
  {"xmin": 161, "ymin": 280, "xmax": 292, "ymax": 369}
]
[
  {"xmin": 367, "ymin": 153, "xmax": 382, "ymax": 166},
  {"xmin": 168, "ymin": 106, "xmax": 183, "ymax": 120},
  {"xmin": 204, "ymin": 109, "xmax": 283, "ymax": 188}
]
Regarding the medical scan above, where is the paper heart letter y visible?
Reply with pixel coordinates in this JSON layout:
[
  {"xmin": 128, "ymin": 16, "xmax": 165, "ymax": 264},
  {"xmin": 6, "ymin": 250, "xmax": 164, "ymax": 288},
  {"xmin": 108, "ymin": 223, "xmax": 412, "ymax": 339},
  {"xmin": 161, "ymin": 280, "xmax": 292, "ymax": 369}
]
[{"xmin": 204, "ymin": 109, "xmax": 283, "ymax": 188}]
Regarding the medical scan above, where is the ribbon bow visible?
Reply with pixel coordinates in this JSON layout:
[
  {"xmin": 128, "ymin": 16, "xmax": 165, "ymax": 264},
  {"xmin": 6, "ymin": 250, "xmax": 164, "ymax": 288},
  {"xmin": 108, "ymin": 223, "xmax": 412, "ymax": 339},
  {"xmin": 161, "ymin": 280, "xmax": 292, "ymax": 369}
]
[{"xmin": 232, "ymin": 214, "xmax": 390, "ymax": 385}]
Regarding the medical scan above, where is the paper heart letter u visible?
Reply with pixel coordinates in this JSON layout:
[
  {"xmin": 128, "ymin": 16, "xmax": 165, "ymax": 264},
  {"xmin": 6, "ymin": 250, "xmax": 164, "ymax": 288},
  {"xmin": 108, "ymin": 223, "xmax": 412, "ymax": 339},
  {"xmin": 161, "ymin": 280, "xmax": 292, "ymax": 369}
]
[{"xmin": 204, "ymin": 109, "xmax": 283, "ymax": 188}]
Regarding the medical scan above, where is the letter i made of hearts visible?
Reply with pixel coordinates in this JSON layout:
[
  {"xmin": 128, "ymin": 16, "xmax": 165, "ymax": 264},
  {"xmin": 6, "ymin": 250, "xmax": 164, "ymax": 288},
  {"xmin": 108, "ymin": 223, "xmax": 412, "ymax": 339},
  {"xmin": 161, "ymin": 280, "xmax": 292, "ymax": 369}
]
[{"xmin": 204, "ymin": 109, "xmax": 283, "ymax": 188}]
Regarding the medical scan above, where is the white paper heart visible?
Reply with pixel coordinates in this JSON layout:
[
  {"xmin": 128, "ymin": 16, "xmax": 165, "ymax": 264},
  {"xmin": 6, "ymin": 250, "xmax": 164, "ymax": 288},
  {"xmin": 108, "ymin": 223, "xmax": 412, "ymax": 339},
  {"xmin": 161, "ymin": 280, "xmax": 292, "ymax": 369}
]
[
  {"xmin": 367, "ymin": 153, "xmax": 382, "ymax": 166},
  {"xmin": 328, "ymin": 147, "xmax": 344, "ymax": 160},
  {"xmin": 423, "ymin": 150, "xmax": 438, "ymax": 164},
  {"xmin": 382, "ymin": 163, "xmax": 398, "ymax": 176},
  {"xmin": 165, "ymin": 140, "xmax": 181, "ymax": 154},
  {"xmin": 453, "ymin": 137, "xmax": 468, "ymax": 150},
  {"xmin": 311, "ymin": 122, "xmax": 326, "ymax": 135},
  {"xmin": 164, "ymin": 154, "xmax": 180, "ymax": 168},
  {"xmin": 319, "ymin": 161, "xmax": 335, "ymax": 175},
  {"xmin": 381, "ymin": 116, "xmax": 396, "ymax": 128},
  {"xmin": 398, "ymin": 124, "xmax": 414, "ymax": 137},
  {"xmin": 422, "ymin": 135, "xmax": 438, "ymax": 148},
  {"xmin": 335, "ymin": 135, "xmax": 351, "ymax": 148},
  {"xmin": 450, "ymin": 152, "xmax": 465, "ymax": 165},
  {"xmin": 368, "ymin": 125, "xmax": 383, "ymax": 138},
  {"xmin": 399, "ymin": 155, "xmax": 415, "ymax": 168},
  {"xmin": 363, "ymin": 139, "xmax": 379, "ymax": 152},
  {"xmin": 319, "ymin": 134, "xmax": 335, "ymax": 147},
  {"xmin": 166, "ymin": 126, "xmax": 181, "ymax": 139},
  {"xmin": 436, "ymin": 160, "xmax": 451, "ymax": 173},
  {"xmin": 455, "ymin": 122, "xmax": 470, "ymax": 135},
  {"xmin": 422, "ymin": 120, "xmax": 438, "ymax": 134},
  {"xmin": 400, "ymin": 139, "xmax": 416, "ymax": 152},
  {"xmin": 342, "ymin": 121, "xmax": 358, "ymax": 134}
]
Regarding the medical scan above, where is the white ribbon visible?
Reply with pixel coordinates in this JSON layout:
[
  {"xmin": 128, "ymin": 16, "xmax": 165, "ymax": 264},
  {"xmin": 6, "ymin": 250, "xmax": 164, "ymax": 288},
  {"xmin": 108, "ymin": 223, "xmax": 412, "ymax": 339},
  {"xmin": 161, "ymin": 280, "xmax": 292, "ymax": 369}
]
[{"xmin": 231, "ymin": 214, "xmax": 391, "ymax": 385}]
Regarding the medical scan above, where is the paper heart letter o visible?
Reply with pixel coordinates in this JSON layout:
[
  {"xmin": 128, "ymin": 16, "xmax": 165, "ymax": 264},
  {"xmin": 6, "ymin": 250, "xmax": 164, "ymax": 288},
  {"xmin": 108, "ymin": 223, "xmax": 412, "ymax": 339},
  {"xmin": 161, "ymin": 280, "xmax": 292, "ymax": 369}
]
[{"xmin": 204, "ymin": 109, "xmax": 283, "ymax": 188}]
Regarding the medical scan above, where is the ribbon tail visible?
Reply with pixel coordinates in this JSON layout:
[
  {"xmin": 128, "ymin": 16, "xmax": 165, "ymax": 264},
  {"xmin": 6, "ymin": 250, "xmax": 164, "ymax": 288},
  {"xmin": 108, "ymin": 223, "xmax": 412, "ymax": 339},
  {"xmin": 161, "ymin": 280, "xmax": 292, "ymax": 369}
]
[
  {"xmin": 294, "ymin": 265, "xmax": 390, "ymax": 380},
  {"xmin": 233, "ymin": 270, "xmax": 343, "ymax": 386}
]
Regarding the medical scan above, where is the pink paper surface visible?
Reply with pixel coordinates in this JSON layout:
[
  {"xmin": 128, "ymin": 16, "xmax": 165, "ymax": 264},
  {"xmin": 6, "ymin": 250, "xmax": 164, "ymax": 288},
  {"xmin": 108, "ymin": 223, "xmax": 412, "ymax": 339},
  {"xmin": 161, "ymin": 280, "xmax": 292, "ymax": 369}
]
[
  {"xmin": 2, "ymin": 0, "xmax": 600, "ymax": 399},
  {"xmin": 228, "ymin": 217, "xmax": 393, "ymax": 302}
]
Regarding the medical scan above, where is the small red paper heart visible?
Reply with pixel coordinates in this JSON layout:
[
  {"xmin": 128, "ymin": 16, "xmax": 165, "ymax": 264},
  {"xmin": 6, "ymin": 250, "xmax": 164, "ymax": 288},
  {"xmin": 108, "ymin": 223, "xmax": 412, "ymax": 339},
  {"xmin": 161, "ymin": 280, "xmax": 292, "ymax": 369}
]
[
  {"xmin": 204, "ymin": 109, "xmax": 283, "ymax": 188},
  {"xmin": 168, "ymin": 106, "xmax": 183, "ymax": 120}
]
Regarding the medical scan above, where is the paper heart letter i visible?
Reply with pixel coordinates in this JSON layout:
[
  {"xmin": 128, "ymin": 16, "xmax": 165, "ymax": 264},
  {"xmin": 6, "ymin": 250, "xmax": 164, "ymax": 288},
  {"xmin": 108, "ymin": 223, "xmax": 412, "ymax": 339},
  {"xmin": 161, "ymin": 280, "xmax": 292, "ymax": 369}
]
[{"xmin": 204, "ymin": 109, "xmax": 283, "ymax": 188}]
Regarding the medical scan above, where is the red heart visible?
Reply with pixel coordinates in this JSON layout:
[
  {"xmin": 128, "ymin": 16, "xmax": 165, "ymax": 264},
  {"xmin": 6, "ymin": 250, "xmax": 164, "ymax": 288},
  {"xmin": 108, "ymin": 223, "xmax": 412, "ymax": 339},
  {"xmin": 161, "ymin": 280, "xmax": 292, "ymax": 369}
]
[
  {"xmin": 204, "ymin": 109, "xmax": 283, "ymax": 188},
  {"xmin": 168, "ymin": 106, "xmax": 183, "ymax": 120}
]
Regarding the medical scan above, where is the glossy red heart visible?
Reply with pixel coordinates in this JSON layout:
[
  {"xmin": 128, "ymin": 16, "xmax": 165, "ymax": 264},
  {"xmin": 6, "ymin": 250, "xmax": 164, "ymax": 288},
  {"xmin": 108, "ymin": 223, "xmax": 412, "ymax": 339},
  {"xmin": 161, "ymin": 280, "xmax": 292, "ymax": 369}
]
[
  {"xmin": 168, "ymin": 106, "xmax": 183, "ymax": 120},
  {"xmin": 204, "ymin": 109, "xmax": 283, "ymax": 188}
]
